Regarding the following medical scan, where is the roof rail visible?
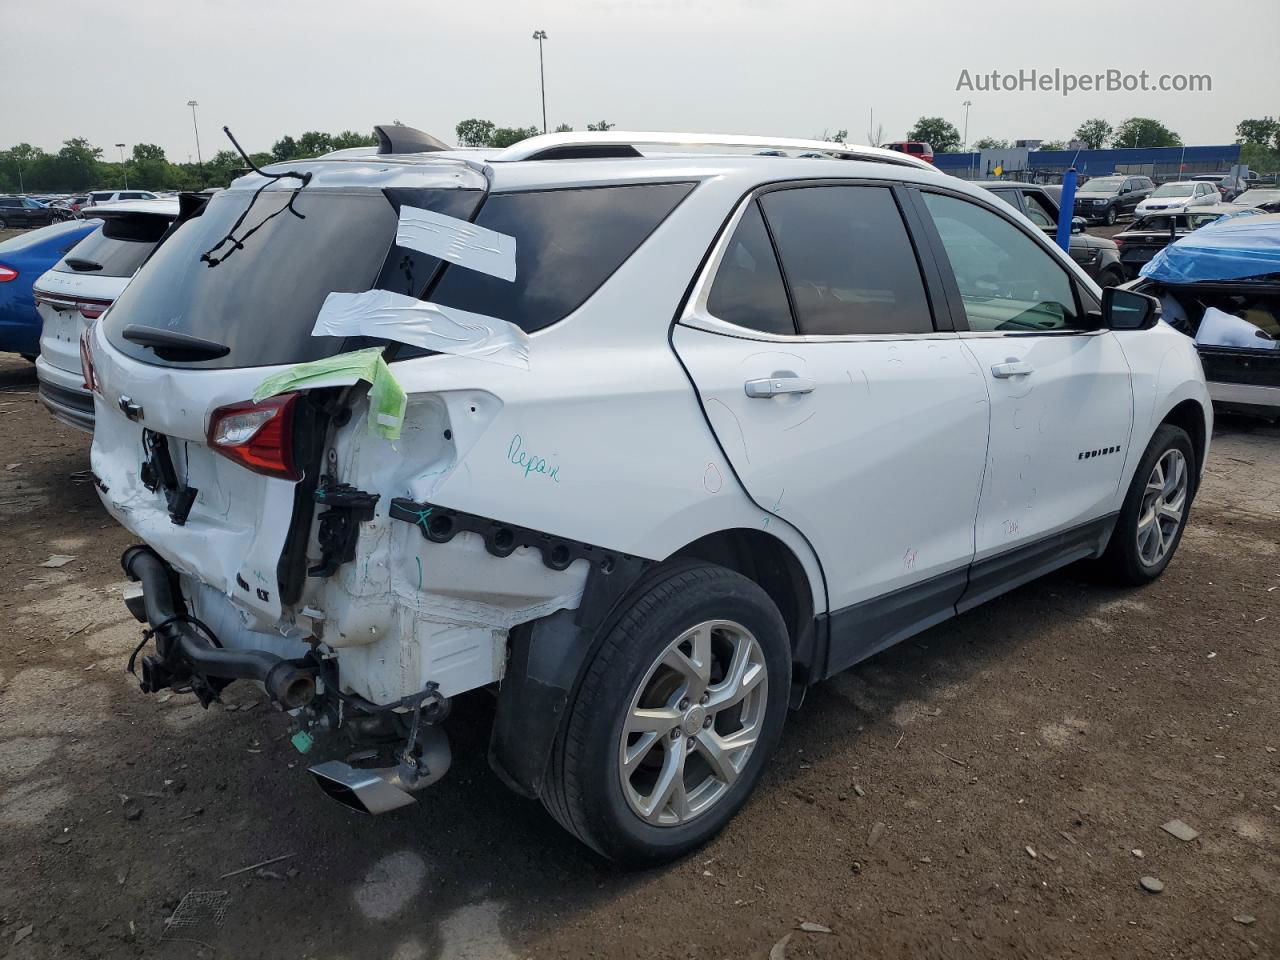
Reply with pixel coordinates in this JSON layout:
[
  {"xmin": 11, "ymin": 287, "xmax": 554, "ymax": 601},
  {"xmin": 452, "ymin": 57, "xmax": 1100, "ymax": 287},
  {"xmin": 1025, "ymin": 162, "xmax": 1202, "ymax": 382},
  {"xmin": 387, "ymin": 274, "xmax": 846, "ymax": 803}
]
[{"xmin": 492, "ymin": 131, "xmax": 934, "ymax": 170}]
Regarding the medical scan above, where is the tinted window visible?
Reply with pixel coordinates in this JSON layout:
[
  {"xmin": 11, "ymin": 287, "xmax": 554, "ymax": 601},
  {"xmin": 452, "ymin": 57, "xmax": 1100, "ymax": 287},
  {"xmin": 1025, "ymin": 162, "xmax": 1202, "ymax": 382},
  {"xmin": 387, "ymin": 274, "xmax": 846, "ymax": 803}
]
[
  {"xmin": 0, "ymin": 198, "xmax": 18, "ymax": 207},
  {"xmin": 759, "ymin": 185, "xmax": 933, "ymax": 336},
  {"xmin": 923, "ymin": 192, "xmax": 1080, "ymax": 333},
  {"xmin": 89, "ymin": 192, "xmax": 113, "ymax": 202},
  {"xmin": 428, "ymin": 182, "xmax": 694, "ymax": 334},
  {"xmin": 372, "ymin": 188, "xmax": 485, "ymax": 298},
  {"xmin": 52, "ymin": 224, "xmax": 161, "ymax": 278},
  {"xmin": 120, "ymin": 192, "xmax": 145, "ymax": 200},
  {"xmin": 706, "ymin": 201, "xmax": 794, "ymax": 335},
  {"xmin": 104, "ymin": 187, "xmax": 399, "ymax": 368}
]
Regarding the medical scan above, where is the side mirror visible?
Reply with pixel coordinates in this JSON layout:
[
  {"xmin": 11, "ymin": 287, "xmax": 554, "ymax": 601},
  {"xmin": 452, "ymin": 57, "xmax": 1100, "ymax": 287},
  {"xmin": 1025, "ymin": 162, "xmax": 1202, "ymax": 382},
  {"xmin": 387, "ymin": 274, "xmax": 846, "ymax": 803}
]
[
  {"xmin": 1070, "ymin": 217, "xmax": 1087, "ymax": 235},
  {"xmin": 1103, "ymin": 287, "xmax": 1161, "ymax": 331}
]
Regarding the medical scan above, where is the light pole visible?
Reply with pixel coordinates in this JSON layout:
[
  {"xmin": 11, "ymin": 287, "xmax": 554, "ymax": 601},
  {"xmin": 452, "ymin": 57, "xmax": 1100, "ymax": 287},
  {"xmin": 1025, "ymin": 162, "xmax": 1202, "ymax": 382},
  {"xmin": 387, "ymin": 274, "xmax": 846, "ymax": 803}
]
[
  {"xmin": 532, "ymin": 30, "xmax": 548, "ymax": 134},
  {"xmin": 187, "ymin": 100, "xmax": 204, "ymax": 184},
  {"xmin": 962, "ymin": 100, "xmax": 973, "ymax": 179},
  {"xmin": 116, "ymin": 143, "xmax": 128, "ymax": 189}
]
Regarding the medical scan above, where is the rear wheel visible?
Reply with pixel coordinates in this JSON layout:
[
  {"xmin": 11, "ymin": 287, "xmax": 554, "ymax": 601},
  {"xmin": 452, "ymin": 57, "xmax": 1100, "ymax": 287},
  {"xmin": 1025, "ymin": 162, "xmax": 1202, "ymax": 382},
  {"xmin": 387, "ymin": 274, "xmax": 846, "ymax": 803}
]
[
  {"xmin": 1099, "ymin": 424, "xmax": 1195, "ymax": 584},
  {"xmin": 541, "ymin": 562, "xmax": 790, "ymax": 864}
]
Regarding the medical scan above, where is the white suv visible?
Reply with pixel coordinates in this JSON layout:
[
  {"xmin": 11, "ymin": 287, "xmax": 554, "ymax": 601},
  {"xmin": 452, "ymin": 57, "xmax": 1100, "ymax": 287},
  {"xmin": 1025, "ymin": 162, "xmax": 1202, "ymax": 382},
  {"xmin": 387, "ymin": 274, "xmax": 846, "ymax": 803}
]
[{"xmin": 86, "ymin": 129, "xmax": 1210, "ymax": 864}]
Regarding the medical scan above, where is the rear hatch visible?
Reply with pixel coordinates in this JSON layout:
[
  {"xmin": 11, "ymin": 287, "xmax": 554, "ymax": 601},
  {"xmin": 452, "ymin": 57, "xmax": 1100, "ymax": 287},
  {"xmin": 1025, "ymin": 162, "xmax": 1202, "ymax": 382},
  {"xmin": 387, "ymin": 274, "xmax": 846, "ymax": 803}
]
[
  {"xmin": 1147, "ymin": 279, "xmax": 1280, "ymax": 410},
  {"xmin": 35, "ymin": 204, "xmax": 177, "ymax": 378},
  {"xmin": 90, "ymin": 163, "xmax": 487, "ymax": 626}
]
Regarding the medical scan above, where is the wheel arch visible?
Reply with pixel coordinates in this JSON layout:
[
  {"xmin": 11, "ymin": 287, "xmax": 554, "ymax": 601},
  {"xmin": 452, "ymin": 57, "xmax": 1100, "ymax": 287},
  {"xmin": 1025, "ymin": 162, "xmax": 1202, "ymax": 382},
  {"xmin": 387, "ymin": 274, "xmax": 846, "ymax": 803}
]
[
  {"xmin": 488, "ymin": 527, "xmax": 821, "ymax": 799},
  {"xmin": 1160, "ymin": 397, "xmax": 1209, "ymax": 488},
  {"xmin": 669, "ymin": 528, "xmax": 817, "ymax": 683}
]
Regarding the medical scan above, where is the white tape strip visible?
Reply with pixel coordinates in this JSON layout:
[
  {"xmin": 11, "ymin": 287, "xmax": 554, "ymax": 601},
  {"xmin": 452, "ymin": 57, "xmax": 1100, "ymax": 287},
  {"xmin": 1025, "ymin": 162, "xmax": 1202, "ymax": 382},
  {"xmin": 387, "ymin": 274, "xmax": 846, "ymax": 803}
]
[
  {"xmin": 312, "ymin": 290, "xmax": 531, "ymax": 369},
  {"xmin": 397, "ymin": 206, "xmax": 517, "ymax": 282}
]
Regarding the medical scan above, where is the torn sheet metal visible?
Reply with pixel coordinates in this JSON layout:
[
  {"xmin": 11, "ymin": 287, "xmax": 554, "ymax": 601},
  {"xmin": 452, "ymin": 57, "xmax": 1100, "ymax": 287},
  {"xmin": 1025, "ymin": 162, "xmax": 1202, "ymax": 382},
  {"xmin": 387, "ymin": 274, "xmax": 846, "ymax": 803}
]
[
  {"xmin": 397, "ymin": 205, "xmax": 517, "ymax": 282},
  {"xmin": 312, "ymin": 290, "xmax": 531, "ymax": 369},
  {"xmin": 1195, "ymin": 305, "xmax": 1279, "ymax": 351},
  {"xmin": 253, "ymin": 346, "xmax": 407, "ymax": 440}
]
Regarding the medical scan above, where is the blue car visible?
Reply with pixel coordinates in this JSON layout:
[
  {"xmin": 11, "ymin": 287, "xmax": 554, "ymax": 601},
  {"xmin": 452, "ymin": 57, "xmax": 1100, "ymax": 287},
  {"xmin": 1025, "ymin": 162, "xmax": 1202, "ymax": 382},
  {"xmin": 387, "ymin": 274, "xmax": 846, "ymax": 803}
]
[{"xmin": 0, "ymin": 219, "xmax": 101, "ymax": 359}]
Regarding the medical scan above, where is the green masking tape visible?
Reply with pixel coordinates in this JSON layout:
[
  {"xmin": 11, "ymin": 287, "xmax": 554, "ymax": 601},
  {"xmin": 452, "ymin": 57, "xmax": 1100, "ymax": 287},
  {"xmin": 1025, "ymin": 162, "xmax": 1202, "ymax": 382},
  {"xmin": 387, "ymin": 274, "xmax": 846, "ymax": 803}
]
[{"xmin": 252, "ymin": 347, "xmax": 407, "ymax": 440}]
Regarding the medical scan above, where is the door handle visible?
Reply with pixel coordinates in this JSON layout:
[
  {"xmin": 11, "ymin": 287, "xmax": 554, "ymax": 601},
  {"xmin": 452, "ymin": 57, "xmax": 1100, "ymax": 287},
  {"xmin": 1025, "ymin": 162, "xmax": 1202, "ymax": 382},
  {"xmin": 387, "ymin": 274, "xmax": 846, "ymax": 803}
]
[
  {"xmin": 990, "ymin": 360, "xmax": 1034, "ymax": 379},
  {"xmin": 744, "ymin": 376, "xmax": 816, "ymax": 398}
]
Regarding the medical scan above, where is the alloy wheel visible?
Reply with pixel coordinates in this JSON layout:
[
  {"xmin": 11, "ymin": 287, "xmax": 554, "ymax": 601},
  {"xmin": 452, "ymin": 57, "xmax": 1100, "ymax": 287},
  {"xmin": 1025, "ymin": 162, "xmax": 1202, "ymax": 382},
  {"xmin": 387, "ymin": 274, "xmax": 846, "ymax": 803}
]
[
  {"xmin": 1136, "ymin": 448, "xmax": 1187, "ymax": 566},
  {"xmin": 618, "ymin": 620, "xmax": 769, "ymax": 826}
]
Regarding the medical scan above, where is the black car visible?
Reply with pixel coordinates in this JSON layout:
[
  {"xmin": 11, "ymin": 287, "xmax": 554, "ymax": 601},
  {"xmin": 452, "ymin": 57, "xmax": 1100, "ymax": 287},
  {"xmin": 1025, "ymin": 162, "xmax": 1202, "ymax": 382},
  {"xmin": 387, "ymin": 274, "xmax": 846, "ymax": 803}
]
[
  {"xmin": 978, "ymin": 181, "xmax": 1125, "ymax": 286},
  {"xmin": 1112, "ymin": 206, "xmax": 1243, "ymax": 279},
  {"xmin": 1071, "ymin": 175, "xmax": 1154, "ymax": 226},
  {"xmin": 0, "ymin": 196, "xmax": 73, "ymax": 229}
]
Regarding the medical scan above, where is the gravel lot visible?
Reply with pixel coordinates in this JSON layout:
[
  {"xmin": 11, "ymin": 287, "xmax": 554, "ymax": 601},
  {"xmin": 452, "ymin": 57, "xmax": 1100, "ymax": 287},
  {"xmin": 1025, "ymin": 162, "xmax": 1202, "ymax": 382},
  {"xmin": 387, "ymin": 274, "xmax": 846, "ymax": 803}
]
[{"xmin": 1, "ymin": 297, "xmax": 1278, "ymax": 958}]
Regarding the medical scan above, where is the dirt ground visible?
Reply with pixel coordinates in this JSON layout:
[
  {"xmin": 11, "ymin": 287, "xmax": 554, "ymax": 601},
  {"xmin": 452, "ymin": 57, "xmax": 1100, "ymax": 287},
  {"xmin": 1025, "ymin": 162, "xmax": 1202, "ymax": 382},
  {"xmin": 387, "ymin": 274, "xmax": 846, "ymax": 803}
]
[{"xmin": 1, "ymin": 339, "xmax": 1278, "ymax": 960}]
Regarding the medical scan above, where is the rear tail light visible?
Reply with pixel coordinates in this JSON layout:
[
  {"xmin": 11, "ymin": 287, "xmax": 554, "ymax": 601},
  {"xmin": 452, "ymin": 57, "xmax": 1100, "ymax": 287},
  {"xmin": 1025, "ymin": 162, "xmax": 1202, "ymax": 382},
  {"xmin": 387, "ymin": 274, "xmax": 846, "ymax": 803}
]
[
  {"xmin": 79, "ymin": 329, "xmax": 98, "ymax": 393},
  {"xmin": 33, "ymin": 290, "xmax": 113, "ymax": 319},
  {"xmin": 207, "ymin": 394, "xmax": 300, "ymax": 481},
  {"xmin": 78, "ymin": 299, "xmax": 111, "ymax": 320},
  {"xmin": 0, "ymin": 264, "xmax": 16, "ymax": 283}
]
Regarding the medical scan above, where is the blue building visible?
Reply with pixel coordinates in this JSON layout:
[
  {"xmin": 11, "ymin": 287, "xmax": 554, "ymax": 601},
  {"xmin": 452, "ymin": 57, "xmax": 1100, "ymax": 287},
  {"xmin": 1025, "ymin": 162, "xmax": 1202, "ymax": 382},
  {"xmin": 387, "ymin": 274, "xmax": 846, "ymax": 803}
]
[{"xmin": 935, "ymin": 144, "xmax": 1242, "ymax": 182}]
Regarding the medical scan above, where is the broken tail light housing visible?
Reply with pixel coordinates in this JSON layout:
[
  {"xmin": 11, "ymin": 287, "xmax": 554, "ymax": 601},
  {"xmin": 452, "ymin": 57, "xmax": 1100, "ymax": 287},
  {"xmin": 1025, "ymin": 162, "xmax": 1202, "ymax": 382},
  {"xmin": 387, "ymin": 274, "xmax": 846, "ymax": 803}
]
[{"xmin": 207, "ymin": 394, "xmax": 300, "ymax": 481}]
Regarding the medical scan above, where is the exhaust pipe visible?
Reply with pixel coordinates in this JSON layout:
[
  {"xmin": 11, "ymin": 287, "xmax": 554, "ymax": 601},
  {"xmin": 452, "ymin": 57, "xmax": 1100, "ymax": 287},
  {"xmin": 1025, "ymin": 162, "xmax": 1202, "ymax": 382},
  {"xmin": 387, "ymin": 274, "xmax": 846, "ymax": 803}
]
[
  {"xmin": 121, "ymin": 545, "xmax": 316, "ymax": 709},
  {"xmin": 310, "ymin": 725, "xmax": 451, "ymax": 815}
]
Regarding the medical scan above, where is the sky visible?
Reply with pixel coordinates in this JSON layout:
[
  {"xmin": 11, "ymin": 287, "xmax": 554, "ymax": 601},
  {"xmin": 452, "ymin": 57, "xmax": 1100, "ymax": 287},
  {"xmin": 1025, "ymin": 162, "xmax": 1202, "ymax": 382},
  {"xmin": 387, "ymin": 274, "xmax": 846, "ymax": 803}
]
[{"xmin": 6, "ymin": 0, "xmax": 1279, "ymax": 160}]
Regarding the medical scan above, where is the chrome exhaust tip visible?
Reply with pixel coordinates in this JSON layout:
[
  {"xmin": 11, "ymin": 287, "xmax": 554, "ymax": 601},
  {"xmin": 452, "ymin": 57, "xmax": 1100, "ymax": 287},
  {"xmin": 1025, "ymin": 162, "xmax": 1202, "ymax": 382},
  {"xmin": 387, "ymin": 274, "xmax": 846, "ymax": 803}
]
[
  {"xmin": 310, "ymin": 724, "xmax": 451, "ymax": 816},
  {"xmin": 310, "ymin": 761, "xmax": 419, "ymax": 815}
]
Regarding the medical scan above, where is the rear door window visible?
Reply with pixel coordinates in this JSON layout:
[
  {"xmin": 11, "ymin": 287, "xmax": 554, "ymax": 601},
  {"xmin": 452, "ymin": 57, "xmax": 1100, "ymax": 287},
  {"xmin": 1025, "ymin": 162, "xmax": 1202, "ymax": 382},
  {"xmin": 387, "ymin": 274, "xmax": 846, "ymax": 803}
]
[
  {"xmin": 757, "ymin": 185, "xmax": 935, "ymax": 336},
  {"xmin": 426, "ymin": 182, "xmax": 695, "ymax": 334}
]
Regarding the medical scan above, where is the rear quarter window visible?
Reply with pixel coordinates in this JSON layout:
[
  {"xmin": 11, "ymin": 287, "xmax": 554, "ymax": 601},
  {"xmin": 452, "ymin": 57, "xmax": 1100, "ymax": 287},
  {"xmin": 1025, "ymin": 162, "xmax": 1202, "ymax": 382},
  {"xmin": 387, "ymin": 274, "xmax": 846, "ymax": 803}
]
[{"xmin": 425, "ymin": 182, "xmax": 696, "ymax": 333}]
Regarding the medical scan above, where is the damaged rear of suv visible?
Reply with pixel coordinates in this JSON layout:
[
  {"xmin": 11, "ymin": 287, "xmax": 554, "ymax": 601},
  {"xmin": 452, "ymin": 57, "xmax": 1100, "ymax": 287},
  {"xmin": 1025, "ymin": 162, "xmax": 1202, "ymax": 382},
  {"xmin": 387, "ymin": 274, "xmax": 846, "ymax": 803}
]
[{"xmin": 89, "ymin": 129, "xmax": 1208, "ymax": 864}]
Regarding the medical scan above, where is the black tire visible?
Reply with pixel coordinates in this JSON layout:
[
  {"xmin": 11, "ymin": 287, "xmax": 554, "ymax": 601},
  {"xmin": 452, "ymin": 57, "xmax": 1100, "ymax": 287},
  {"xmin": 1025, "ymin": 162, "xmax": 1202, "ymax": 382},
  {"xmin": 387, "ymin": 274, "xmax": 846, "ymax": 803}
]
[
  {"xmin": 1098, "ymin": 423, "xmax": 1196, "ymax": 585},
  {"xmin": 0, "ymin": 218, "xmax": 7, "ymax": 230},
  {"xmin": 541, "ymin": 561, "xmax": 791, "ymax": 865},
  {"xmin": 1104, "ymin": 204, "xmax": 1118, "ymax": 226}
]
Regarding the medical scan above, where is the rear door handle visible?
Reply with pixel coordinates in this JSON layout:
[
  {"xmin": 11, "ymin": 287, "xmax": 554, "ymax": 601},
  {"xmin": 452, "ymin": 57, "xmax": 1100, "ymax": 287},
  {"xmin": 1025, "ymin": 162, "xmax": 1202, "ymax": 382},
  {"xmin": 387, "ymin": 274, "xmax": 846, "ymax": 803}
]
[
  {"xmin": 990, "ymin": 360, "xmax": 1034, "ymax": 379},
  {"xmin": 744, "ymin": 376, "xmax": 816, "ymax": 398}
]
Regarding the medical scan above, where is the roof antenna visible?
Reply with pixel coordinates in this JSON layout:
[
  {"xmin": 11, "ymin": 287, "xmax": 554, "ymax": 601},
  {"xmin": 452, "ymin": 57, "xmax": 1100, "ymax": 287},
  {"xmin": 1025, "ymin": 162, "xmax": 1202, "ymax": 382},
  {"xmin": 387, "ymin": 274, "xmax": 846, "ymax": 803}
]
[{"xmin": 200, "ymin": 126, "xmax": 313, "ymax": 268}]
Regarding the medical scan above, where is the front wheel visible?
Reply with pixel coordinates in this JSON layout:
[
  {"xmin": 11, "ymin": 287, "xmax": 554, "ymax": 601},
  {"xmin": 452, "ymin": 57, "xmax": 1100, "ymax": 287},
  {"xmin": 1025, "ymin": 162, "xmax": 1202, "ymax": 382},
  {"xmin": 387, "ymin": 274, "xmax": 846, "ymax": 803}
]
[
  {"xmin": 1104, "ymin": 205, "xmax": 1118, "ymax": 226},
  {"xmin": 541, "ymin": 562, "xmax": 791, "ymax": 864},
  {"xmin": 1099, "ymin": 424, "xmax": 1195, "ymax": 584}
]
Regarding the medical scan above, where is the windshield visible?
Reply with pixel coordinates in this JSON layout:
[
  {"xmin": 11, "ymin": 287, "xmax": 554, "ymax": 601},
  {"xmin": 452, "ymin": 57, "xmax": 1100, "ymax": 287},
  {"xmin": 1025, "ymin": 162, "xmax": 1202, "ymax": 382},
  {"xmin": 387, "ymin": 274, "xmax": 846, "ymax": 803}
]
[
  {"xmin": 104, "ymin": 187, "xmax": 402, "ymax": 369},
  {"xmin": 1081, "ymin": 178, "xmax": 1123, "ymax": 192},
  {"xmin": 1152, "ymin": 183, "xmax": 1194, "ymax": 198}
]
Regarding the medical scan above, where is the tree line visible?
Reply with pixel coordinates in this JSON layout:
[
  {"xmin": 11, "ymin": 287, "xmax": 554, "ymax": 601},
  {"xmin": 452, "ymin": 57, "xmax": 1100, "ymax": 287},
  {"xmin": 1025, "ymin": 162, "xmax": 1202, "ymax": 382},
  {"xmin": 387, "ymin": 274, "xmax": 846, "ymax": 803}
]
[
  {"xmin": 902, "ymin": 115, "xmax": 1279, "ymax": 171},
  {"xmin": 0, "ymin": 130, "xmax": 378, "ymax": 194},
  {"xmin": 7, "ymin": 114, "xmax": 1275, "ymax": 194}
]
